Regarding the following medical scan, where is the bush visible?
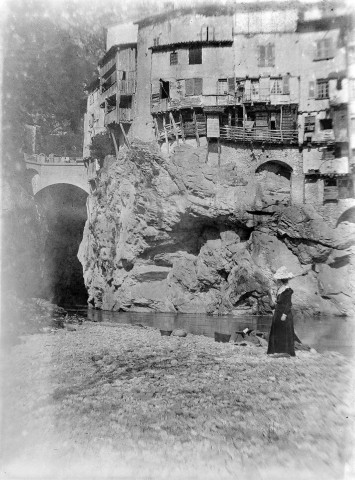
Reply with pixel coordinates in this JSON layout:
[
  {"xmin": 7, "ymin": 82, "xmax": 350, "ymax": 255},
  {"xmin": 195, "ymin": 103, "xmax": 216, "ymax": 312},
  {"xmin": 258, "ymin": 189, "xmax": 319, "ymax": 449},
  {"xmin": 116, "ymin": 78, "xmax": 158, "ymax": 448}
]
[{"xmin": 89, "ymin": 132, "xmax": 115, "ymax": 161}]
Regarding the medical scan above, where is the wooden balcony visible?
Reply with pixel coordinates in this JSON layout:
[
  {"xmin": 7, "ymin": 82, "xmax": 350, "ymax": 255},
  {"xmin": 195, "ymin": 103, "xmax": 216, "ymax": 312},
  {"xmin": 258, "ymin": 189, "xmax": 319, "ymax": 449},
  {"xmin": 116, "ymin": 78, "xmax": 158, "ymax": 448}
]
[
  {"xmin": 100, "ymin": 83, "xmax": 117, "ymax": 103},
  {"xmin": 119, "ymin": 108, "xmax": 133, "ymax": 123},
  {"xmin": 118, "ymin": 80, "xmax": 136, "ymax": 95},
  {"xmin": 104, "ymin": 109, "xmax": 118, "ymax": 126},
  {"xmin": 100, "ymin": 58, "xmax": 116, "ymax": 78},
  {"xmin": 220, "ymin": 125, "xmax": 298, "ymax": 144}
]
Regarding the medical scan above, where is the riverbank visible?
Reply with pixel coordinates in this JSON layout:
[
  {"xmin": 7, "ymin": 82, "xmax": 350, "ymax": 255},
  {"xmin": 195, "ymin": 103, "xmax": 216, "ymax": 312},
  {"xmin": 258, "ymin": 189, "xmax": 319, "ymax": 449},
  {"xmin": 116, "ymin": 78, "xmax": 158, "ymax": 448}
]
[{"xmin": 1, "ymin": 321, "xmax": 354, "ymax": 480}]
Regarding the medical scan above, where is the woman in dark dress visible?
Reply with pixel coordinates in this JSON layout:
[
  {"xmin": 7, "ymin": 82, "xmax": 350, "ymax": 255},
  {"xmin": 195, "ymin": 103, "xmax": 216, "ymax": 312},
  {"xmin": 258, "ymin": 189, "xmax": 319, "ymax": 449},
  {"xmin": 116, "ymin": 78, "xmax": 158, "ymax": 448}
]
[{"xmin": 267, "ymin": 266, "xmax": 296, "ymax": 357}]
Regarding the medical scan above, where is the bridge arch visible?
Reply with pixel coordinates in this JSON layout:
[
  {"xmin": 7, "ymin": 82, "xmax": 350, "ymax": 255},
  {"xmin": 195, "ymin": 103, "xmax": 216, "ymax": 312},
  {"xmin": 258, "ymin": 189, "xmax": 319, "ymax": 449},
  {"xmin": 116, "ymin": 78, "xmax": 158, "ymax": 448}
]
[
  {"xmin": 336, "ymin": 206, "xmax": 355, "ymax": 227},
  {"xmin": 35, "ymin": 183, "xmax": 88, "ymax": 306},
  {"xmin": 255, "ymin": 160, "xmax": 293, "ymax": 180},
  {"xmin": 35, "ymin": 177, "xmax": 89, "ymax": 195}
]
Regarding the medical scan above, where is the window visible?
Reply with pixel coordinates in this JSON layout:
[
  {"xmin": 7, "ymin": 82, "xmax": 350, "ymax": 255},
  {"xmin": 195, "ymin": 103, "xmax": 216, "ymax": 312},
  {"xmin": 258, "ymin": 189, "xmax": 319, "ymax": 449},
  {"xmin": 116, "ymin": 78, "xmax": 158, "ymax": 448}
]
[
  {"xmin": 153, "ymin": 37, "xmax": 160, "ymax": 47},
  {"xmin": 320, "ymin": 118, "xmax": 333, "ymax": 130},
  {"xmin": 201, "ymin": 26, "xmax": 214, "ymax": 41},
  {"xmin": 122, "ymin": 71, "xmax": 126, "ymax": 80},
  {"xmin": 218, "ymin": 79, "xmax": 228, "ymax": 95},
  {"xmin": 258, "ymin": 44, "xmax": 274, "ymax": 67},
  {"xmin": 270, "ymin": 78, "xmax": 282, "ymax": 94},
  {"xmin": 316, "ymin": 80, "xmax": 329, "ymax": 99},
  {"xmin": 251, "ymin": 80, "xmax": 259, "ymax": 96},
  {"xmin": 304, "ymin": 116, "xmax": 316, "ymax": 132},
  {"xmin": 170, "ymin": 52, "xmax": 178, "ymax": 65},
  {"xmin": 189, "ymin": 46, "xmax": 202, "ymax": 65},
  {"xmin": 315, "ymin": 38, "xmax": 333, "ymax": 60},
  {"xmin": 160, "ymin": 80, "xmax": 170, "ymax": 99},
  {"xmin": 185, "ymin": 78, "xmax": 203, "ymax": 96}
]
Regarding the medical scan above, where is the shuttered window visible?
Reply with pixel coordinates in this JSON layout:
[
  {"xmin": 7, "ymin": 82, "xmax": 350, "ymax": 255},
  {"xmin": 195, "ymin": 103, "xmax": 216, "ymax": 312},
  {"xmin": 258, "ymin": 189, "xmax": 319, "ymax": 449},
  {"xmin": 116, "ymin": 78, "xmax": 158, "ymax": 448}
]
[
  {"xmin": 283, "ymin": 76, "xmax": 290, "ymax": 94},
  {"xmin": 258, "ymin": 44, "xmax": 275, "ymax": 67},
  {"xmin": 270, "ymin": 78, "xmax": 282, "ymax": 94},
  {"xmin": 304, "ymin": 116, "xmax": 316, "ymax": 132},
  {"xmin": 315, "ymin": 38, "xmax": 334, "ymax": 60},
  {"xmin": 218, "ymin": 79, "xmax": 228, "ymax": 95},
  {"xmin": 316, "ymin": 80, "xmax": 329, "ymax": 99},
  {"xmin": 185, "ymin": 78, "xmax": 203, "ymax": 96},
  {"xmin": 189, "ymin": 46, "xmax": 202, "ymax": 65},
  {"xmin": 170, "ymin": 52, "xmax": 178, "ymax": 65},
  {"xmin": 228, "ymin": 77, "xmax": 235, "ymax": 94}
]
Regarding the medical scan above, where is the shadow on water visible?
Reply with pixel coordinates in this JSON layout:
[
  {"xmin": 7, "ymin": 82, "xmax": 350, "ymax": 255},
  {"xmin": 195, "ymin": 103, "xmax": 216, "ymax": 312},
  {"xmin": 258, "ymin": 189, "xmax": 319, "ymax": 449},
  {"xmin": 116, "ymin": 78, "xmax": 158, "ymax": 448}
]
[{"xmin": 86, "ymin": 310, "xmax": 355, "ymax": 358}]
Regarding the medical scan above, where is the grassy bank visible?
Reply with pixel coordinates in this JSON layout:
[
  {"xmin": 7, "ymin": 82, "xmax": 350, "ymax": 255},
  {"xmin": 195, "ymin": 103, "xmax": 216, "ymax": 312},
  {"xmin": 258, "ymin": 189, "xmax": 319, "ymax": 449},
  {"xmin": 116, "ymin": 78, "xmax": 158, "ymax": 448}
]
[{"xmin": 1, "ymin": 322, "xmax": 354, "ymax": 480}]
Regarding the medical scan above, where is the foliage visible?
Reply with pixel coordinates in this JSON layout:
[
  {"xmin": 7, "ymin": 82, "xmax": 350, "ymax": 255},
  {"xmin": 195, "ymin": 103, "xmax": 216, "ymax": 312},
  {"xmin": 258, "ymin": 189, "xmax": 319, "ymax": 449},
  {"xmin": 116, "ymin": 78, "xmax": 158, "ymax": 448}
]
[{"xmin": 89, "ymin": 132, "xmax": 115, "ymax": 161}]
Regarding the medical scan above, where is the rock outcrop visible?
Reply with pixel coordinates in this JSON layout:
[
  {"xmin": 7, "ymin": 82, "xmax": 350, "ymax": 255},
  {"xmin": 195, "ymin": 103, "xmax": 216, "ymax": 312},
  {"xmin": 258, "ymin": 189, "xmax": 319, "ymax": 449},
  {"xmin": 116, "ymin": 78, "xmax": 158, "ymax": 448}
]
[{"xmin": 78, "ymin": 141, "xmax": 355, "ymax": 317}]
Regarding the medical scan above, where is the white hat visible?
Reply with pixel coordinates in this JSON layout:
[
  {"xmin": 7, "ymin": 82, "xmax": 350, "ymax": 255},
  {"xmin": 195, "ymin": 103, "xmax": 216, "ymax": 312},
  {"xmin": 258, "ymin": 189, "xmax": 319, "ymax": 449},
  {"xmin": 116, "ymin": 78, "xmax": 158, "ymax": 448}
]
[{"xmin": 273, "ymin": 266, "xmax": 294, "ymax": 280}]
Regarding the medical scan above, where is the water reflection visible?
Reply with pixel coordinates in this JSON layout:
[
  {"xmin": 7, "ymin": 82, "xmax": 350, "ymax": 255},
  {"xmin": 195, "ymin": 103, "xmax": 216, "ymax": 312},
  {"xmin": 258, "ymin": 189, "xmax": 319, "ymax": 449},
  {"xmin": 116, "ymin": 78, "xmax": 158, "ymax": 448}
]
[{"xmin": 87, "ymin": 310, "xmax": 355, "ymax": 357}]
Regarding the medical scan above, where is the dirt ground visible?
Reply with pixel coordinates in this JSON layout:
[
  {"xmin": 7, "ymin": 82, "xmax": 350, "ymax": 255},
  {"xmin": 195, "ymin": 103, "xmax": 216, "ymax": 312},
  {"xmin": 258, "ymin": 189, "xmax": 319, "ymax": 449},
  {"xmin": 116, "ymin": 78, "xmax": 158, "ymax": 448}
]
[{"xmin": 1, "ymin": 321, "xmax": 354, "ymax": 480}]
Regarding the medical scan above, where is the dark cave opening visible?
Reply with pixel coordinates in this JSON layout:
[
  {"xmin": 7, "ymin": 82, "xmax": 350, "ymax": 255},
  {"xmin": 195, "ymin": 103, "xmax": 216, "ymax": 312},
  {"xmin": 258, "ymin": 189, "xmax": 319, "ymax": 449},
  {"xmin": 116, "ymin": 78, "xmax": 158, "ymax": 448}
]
[{"xmin": 35, "ymin": 184, "xmax": 88, "ymax": 308}]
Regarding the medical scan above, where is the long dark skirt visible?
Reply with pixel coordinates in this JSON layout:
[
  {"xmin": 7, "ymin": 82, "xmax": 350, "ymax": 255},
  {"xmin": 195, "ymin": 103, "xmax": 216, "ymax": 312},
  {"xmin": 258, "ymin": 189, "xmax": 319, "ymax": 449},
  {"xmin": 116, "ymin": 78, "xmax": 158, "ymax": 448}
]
[{"xmin": 267, "ymin": 311, "xmax": 296, "ymax": 356}]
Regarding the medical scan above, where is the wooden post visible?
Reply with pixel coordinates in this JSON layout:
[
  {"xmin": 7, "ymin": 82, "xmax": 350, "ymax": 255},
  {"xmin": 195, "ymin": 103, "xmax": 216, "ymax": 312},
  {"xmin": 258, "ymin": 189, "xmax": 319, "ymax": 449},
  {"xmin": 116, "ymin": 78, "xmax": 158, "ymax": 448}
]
[
  {"xmin": 228, "ymin": 111, "xmax": 232, "ymax": 127},
  {"xmin": 162, "ymin": 115, "xmax": 169, "ymax": 153},
  {"xmin": 169, "ymin": 112, "xmax": 179, "ymax": 145},
  {"xmin": 179, "ymin": 112, "xmax": 186, "ymax": 143},
  {"xmin": 193, "ymin": 109, "xmax": 200, "ymax": 146},
  {"xmin": 242, "ymin": 104, "xmax": 246, "ymax": 142},
  {"xmin": 153, "ymin": 117, "xmax": 159, "ymax": 141},
  {"xmin": 119, "ymin": 123, "xmax": 131, "ymax": 149},
  {"xmin": 109, "ymin": 128, "xmax": 120, "ymax": 158},
  {"xmin": 280, "ymin": 105, "xmax": 283, "ymax": 142}
]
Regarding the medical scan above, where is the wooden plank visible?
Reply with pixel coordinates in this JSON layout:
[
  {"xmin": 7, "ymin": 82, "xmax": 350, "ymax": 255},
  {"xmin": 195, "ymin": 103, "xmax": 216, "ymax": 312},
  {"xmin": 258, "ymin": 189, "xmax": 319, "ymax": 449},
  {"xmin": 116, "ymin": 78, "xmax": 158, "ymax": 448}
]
[
  {"xmin": 169, "ymin": 112, "xmax": 179, "ymax": 145},
  {"xmin": 280, "ymin": 105, "xmax": 283, "ymax": 142},
  {"xmin": 162, "ymin": 116, "xmax": 169, "ymax": 152},
  {"xmin": 153, "ymin": 117, "xmax": 159, "ymax": 141},
  {"xmin": 193, "ymin": 109, "xmax": 200, "ymax": 146},
  {"xmin": 109, "ymin": 128, "xmax": 120, "ymax": 157},
  {"xmin": 119, "ymin": 123, "xmax": 131, "ymax": 149},
  {"xmin": 179, "ymin": 112, "xmax": 186, "ymax": 143}
]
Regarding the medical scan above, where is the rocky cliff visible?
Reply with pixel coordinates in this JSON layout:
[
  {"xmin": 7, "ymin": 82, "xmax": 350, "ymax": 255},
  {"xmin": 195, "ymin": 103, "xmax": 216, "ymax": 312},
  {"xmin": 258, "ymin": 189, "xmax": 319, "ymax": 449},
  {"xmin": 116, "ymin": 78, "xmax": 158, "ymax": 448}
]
[{"xmin": 78, "ymin": 141, "xmax": 355, "ymax": 317}]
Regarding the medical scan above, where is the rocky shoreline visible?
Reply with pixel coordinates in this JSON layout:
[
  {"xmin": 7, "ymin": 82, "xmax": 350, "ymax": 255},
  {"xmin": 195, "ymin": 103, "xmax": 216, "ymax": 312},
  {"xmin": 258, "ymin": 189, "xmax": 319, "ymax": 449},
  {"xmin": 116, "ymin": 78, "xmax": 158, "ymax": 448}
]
[{"xmin": 1, "ymin": 319, "xmax": 354, "ymax": 480}]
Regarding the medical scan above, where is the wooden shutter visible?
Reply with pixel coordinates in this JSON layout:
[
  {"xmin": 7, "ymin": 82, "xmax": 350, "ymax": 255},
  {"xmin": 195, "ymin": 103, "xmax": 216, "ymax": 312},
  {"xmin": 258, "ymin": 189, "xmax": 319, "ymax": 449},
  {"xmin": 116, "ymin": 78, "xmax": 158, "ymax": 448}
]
[
  {"xmin": 185, "ymin": 78, "xmax": 194, "ymax": 96},
  {"xmin": 228, "ymin": 77, "xmax": 235, "ymax": 94},
  {"xmin": 201, "ymin": 26, "xmax": 208, "ymax": 41},
  {"xmin": 309, "ymin": 81, "xmax": 315, "ymax": 98},
  {"xmin": 194, "ymin": 78, "xmax": 203, "ymax": 95},
  {"xmin": 258, "ymin": 45, "xmax": 265, "ymax": 67},
  {"xmin": 283, "ymin": 75, "xmax": 290, "ymax": 94},
  {"xmin": 267, "ymin": 44, "xmax": 275, "ymax": 66}
]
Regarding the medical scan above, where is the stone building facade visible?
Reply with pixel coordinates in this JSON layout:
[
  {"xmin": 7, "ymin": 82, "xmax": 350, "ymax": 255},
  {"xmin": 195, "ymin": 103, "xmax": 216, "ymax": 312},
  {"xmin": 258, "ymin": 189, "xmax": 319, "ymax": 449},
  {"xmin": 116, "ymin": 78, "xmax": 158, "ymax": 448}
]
[{"xmin": 83, "ymin": 1, "xmax": 355, "ymax": 212}]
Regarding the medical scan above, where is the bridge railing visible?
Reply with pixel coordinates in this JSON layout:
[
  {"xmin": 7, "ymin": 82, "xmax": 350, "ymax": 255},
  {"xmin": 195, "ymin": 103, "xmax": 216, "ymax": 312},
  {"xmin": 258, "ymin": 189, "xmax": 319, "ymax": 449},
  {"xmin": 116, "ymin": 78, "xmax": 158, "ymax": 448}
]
[{"xmin": 24, "ymin": 153, "xmax": 84, "ymax": 164}]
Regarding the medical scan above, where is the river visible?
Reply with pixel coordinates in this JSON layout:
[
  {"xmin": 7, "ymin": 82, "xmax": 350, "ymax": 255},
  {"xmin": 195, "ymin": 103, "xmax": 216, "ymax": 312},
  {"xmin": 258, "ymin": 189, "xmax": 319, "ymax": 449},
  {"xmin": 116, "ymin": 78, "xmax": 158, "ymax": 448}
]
[{"xmin": 71, "ymin": 309, "xmax": 355, "ymax": 358}]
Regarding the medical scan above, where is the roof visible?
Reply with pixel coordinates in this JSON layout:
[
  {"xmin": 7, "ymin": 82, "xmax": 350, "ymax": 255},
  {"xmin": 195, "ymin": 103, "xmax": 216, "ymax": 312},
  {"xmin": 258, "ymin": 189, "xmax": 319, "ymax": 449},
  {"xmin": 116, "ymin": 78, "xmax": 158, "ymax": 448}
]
[
  {"xmin": 150, "ymin": 40, "xmax": 233, "ymax": 52},
  {"xmin": 98, "ymin": 43, "xmax": 137, "ymax": 67}
]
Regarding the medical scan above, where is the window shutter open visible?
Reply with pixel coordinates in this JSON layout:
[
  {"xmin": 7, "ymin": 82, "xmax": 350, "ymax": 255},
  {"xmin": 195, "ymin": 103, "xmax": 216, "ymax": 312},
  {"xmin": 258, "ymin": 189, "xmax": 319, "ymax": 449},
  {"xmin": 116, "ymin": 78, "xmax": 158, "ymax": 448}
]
[
  {"xmin": 267, "ymin": 44, "xmax": 275, "ymax": 66},
  {"xmin": 309, "ymin": 81, "xmax": 315, "ymax": 98},
  {"xmin": 228, "ymin": 77, "xmax": 235, "ymax": 94},
  {"xmin": 194, "ymin": 78, "xmax": 203, "ymax": 95},
  {"xmin": 185, "ymin": 78, "xmax": 194, "ymax": 96},
  {"xmin": 259, "ymin": 45, "xmax": 265, "ymax": 67},
  {"xmin": 283, "ymin": 75, "xmax": 290, "ymax": 94}
]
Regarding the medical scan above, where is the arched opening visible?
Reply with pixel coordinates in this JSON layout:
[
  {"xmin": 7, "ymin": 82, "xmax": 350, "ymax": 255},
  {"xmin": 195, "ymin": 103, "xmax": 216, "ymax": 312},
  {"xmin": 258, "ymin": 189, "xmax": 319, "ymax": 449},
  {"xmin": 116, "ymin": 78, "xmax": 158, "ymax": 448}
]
[
  {"xmin": 336, "ymin": 207, "xmax": 355, "ymax": 227},
  {"xmin": 255, "ymin": 160, "xmax": 293, "ymax": 206},
  {"xmin": 35, "ymin": 184, "xmax": 88, "ymax": 308}
]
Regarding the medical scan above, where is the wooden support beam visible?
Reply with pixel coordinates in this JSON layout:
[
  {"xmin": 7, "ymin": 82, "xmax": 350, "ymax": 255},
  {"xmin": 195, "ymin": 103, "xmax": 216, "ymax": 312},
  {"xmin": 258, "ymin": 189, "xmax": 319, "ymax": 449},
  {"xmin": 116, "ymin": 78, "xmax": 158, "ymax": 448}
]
[
  {"xmin": 119, "ymin": 123, "xmax": 131, "ymax": 149},
  {"xmin": 280, "ymin": 105, "xmax": 283, "ymax": 142},
  {"xmin": 153, "ymin": 117, "xmax": 159, "ymax": 141},
  {"xmin": 109, "ymin": 128, "xmax": 119, "ymax": 158},
  {"xmin": 242, "ymin": 104, "xmax": 246, "ymax": 142},
  {"xmin": 162, "ymin": 115, "xmax": 169, "ymax": 153},
  {"xmin": 179, "ymin": 112, "xmax": 186, "ymax": 143},
  {"xmin": 193, "ymin": 109, "xmax": 200, "ymax": 147},
  {"xmin": 218, "ymin": 138, "xmax": 221, "ymax": 166},
  {"xmin": 228, "ymin": 111, "xmax": 232, "ymax": 127},
  {"xmin": 169, "ymin": 112, "xmax": 179, "ymax": 145}
]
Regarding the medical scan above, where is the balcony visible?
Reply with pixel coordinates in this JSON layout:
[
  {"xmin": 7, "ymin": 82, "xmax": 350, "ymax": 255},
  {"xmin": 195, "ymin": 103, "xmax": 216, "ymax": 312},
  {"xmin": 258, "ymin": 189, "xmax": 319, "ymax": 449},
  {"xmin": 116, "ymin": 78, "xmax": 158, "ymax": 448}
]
[
  {"xmin": 104, "ymin": 108, "xmax": 118, "ymax": 126},
  {"xmin": 220, "ymin": 125, "xmax": 298, "ymax": 144},
  {"xmin": 100, "ymin": 58, "xmax": 116, "ymax": 78},
  {"xmin": 119, "ymin": 108, "xmax": 133, "ymax": 123},
  {"xmin": 118, "ymin": 80, "xmax": 136, "ymax": 95}
]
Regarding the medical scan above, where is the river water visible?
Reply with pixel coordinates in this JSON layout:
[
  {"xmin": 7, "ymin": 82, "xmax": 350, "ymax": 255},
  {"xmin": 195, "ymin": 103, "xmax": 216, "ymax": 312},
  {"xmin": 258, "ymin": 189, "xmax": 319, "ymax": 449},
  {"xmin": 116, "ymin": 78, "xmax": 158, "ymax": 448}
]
[{"xmin": 80, "ymin": 309, "xmax": 355, "ymax": 358}]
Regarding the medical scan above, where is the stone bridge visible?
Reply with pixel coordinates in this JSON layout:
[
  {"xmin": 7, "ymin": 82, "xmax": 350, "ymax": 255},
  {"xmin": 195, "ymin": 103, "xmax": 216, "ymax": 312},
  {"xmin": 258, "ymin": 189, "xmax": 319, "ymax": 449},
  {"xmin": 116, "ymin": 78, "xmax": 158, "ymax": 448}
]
[{"xmin": 24, "ymin": 153, "xmax": 90, "ymax": 194}]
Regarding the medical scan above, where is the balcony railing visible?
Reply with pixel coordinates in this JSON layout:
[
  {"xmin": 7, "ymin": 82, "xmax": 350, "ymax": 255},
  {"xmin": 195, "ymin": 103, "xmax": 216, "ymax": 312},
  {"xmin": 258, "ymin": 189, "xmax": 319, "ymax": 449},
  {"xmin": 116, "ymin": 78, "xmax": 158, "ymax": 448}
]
[
  {"xmin": 100, "ymin": 83, "xmax": 117, "ymax": 103},
  {"xmin": 24, "ymin": 153, "xmax": 84, "ymax": 164},
  {"xmin": 220, "ymin": 125, "xmax": 298, "ymax": 144},
  {"xmin": 118, "ymin": 80, "xmax": 136, "ymax": 95},
  {"xmin": 100, "ymin": 58, "xmax": 116, "ymax": 78}
]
